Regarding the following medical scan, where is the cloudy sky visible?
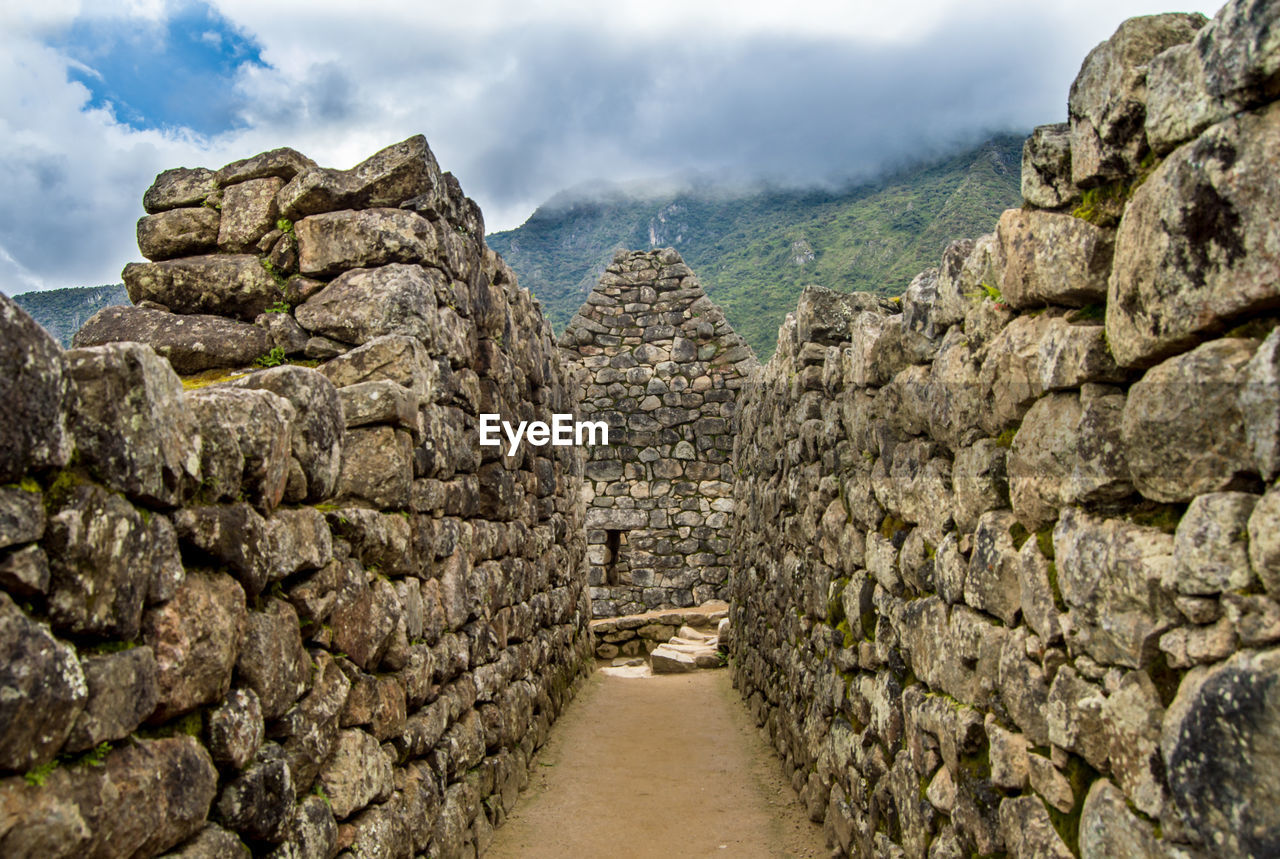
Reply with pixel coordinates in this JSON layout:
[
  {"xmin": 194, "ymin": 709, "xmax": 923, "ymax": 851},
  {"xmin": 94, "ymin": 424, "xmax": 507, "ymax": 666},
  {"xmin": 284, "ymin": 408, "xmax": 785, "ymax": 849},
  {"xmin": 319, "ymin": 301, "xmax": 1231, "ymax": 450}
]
[{"xmin": 0, "ymin": 0, "xmax": 1222, "ymax": 295}]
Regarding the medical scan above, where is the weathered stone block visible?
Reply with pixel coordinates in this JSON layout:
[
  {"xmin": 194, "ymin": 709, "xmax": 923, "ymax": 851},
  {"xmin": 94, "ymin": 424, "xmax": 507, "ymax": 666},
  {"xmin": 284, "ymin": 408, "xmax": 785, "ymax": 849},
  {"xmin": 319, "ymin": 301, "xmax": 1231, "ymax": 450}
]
[
  {"xmin": 0, "ymin": 294, "xmax": 69, "ymax": 483},
  {"xmin": 46, "ymin": 483, "xmax": 153, "ymax": 639},
  {"xmin": 1161, "ymin": 646, "xmax": 1280, "ymax": 857},
  {"xmin": 1106, "ymin": 101, "xmax": 1280, "ymax": 367},
  {"xmin": 144, "ymin": 571, "xmax": 246, "ymax": 722},
  {"xmin": 296, "ymin": 262, "xmax": 445, "ymax": 346},
  {"xmin": 64, "ymin": 342, "xmax": 201, "ymax": 507},
  {"xmin": 1054, "ymin": 506, "xmax": 1177, "ymax": 668},
  {"xmin": 73, "ymin": 306, "xmax": 273, "ymax": 375},
  {"xmin": 237, "ymin": 598, "xmax": 310, "ymax": 721},
  {"xmin": 64, "ymin": 647, "xmax": 158, "ymax": 753},
  {"xmin": 137, "ymin": 207, "xmax": 220, "ymax": 261},
  {"xmin": 218, "ymin": 177, "xmax": 284, "ymax": 252},
  {"xmin": 294, "ymin": 209, "xmax": 438, "ymax": 277},
  {"xmin": 997, "ymin": 209, "xmax": 1113, "ymax": 309},
  {"xmin": 186, "ymin": 387, "xmax": 294, "ymax": 511},
  {"xmin": 1067, "ymin": 13, "xmax": 1206, "ymax": 186},
  {"xmin": 225, "ymin": 366, "xmax": 345, "ymax": 503},
  {"xmin": 1020, "ymin": 123, "xmax": 1075, "ymax": 209},
  {"xmin": 1121, "ymin": 338, "xmax": 1258, "ymax": 502},
  {"xmin": 317, "ymin": 729, "xmax": 393, "ymax": 820},
  {"xmin": 123, "ymin": 254, "xmax": 283, "ymax": 321},
  {"xmin": 0, "ymin": 592, "xmax": 86, "ymax": 770},
  {"xmin": 277, "ymin": 134, "xmax": 442, "ymax": 219}
]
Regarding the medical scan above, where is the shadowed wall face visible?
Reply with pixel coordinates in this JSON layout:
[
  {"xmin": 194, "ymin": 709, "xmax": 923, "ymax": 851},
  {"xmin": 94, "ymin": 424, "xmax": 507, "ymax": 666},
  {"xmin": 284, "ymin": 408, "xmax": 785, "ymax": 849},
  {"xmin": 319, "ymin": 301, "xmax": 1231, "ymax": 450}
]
[{"xmin": 560, "ymin": 249, "xmax": 756, "ymax": 618}]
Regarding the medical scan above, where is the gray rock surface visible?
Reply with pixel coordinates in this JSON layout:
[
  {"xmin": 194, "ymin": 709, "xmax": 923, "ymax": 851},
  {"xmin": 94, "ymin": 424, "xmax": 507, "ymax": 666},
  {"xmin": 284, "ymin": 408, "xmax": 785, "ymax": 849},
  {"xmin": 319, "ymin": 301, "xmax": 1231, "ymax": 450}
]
[
  {"xmin": 64, "ymin": 342, "xmax": 202, "ymax": 507},
  {"xmin": 137, "ymin": 207, "xmax": 220, "ymax": 261},
  {"xmin": 123, "ymin": 254, "xmax": 284, "ymax": 321},
  {"xmin": 1107, "ymin": 101, "xmax": 1280, "ymax": 368},
  {"xmin": 74, "ymin": 305, "xmax": 272, "ymax": 374},
  {"xmin": 0, "ymin": 294, "xmax": 69, "ymax": 483}
]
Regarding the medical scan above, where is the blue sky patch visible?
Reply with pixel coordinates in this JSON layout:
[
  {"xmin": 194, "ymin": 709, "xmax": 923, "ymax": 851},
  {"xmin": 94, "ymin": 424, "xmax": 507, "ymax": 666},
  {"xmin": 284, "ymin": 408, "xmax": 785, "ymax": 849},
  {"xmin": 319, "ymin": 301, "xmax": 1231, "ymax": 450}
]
[{"xmin": 52, "ymin": 1, "xmax": 268, "ymax": 136}]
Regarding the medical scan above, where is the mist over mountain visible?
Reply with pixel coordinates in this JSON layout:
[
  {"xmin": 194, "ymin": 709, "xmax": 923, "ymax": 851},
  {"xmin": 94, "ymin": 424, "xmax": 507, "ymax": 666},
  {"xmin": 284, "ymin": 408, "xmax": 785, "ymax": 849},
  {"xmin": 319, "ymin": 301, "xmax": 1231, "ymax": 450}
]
[{"xmin": 488, "ymin": 134, "xmax": 1024, "ymax": 357}]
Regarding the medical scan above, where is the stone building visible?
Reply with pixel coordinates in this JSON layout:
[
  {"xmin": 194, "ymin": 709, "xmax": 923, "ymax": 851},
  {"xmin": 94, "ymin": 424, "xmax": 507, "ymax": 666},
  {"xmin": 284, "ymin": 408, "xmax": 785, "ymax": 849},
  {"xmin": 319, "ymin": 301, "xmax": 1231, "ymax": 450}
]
[{"xmin": 559, "ymin": 249, "xmax": 756, "ymax": 617}]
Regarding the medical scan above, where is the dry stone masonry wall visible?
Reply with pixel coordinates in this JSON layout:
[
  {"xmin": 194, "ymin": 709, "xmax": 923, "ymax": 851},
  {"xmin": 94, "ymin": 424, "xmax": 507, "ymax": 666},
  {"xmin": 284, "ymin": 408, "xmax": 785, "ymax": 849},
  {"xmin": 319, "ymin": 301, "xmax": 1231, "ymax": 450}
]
[
  {"xmin": 559, "ymin": 250, "xmax": 756, "ymax": 617},
  {"xmin": 0, "ymin": 136, "xmax": 591, "ymax": 858},
  {"xmin": 730, "ymin": 2, "xmax": 1280, "ymax": 857}
]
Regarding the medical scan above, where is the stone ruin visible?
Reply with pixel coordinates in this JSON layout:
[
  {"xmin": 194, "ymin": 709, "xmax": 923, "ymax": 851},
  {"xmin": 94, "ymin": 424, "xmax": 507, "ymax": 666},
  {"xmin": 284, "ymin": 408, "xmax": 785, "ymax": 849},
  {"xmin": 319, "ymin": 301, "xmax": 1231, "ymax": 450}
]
[
  {"xmin": 730, "ymin": 4, "xmax": 1280, "ymax": 857},
  {"xmin": 1, "ymin": 0, "xmax": 1279, "ymax": 856},
  {"xmin": 558, "ymin": 249, "xmax": 755, "ymax": 617},
  {"xmin": 0, "ymin": 135, "xmax": 591, "ymax": 858}
]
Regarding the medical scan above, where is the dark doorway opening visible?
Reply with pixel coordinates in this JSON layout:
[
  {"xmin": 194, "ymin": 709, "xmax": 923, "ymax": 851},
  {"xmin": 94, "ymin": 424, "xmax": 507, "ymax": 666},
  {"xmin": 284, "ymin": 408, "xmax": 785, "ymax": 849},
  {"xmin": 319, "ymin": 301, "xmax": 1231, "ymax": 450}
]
[{"xmin": 604, "ymin": 529, "xmax": 624, "ymax": 585}]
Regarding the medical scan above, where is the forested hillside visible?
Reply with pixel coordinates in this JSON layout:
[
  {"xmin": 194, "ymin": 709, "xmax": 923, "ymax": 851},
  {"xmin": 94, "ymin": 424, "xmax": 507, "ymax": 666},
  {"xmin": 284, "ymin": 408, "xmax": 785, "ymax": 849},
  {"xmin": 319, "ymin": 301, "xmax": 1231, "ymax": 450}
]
[
  {"xmin": 11, "ymin": 283, "xmax": 130, "ymax": 347},
  {"xmin": 488, "ymin": 135, "xmax": 1023, "ymax": 357}
]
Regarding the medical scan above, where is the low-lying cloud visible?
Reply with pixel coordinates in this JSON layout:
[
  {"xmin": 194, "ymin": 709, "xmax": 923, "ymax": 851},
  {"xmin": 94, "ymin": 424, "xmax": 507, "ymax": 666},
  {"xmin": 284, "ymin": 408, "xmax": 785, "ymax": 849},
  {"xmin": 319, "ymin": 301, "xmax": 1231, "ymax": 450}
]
[{"xmin": 0, "ymin": 0, "xmax": 1222, "ymax": 294}]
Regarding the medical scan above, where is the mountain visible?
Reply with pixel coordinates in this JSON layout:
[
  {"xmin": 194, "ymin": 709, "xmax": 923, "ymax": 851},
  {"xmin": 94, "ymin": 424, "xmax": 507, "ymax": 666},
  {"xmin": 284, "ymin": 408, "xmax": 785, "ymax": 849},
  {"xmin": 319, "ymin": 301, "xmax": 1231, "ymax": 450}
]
[
  {"xmin": 11, "ymin": 284, "xmax": 130, "ymax": 348},
  {"xmin": 487, "ymin": 135, "xmax": 1025, "ymax": 358}
]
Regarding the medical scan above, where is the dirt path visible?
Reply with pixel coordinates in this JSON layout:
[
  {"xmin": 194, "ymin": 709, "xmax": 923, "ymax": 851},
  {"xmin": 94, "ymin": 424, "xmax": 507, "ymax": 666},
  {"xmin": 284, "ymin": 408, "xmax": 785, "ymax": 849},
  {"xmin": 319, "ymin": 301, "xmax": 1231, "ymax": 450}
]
[{"xmin": 486, "ymin": 669, "xmax": 828, "ymax": 859}]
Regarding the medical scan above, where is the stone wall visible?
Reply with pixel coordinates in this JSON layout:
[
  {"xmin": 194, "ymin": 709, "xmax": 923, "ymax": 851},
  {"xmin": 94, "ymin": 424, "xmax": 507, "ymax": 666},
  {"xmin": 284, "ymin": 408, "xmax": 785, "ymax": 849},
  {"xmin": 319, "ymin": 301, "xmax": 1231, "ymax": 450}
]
[
  {"xmin": 559, "ymin": 249, "xmax": 755, "ymax": 617},
  {"xmin": 729, "ymin": 3, "xmax": 1280, "ymax": 857},
  {"xmin": 0, "ymin": 136, "xmax": 592, "ymax": 857}
]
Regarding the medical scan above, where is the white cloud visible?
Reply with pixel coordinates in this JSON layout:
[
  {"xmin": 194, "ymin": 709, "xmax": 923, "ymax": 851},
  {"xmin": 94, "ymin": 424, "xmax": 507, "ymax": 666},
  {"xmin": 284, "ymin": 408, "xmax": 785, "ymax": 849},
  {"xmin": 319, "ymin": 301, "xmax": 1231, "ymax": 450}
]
[{"xmin": 0, "ymin": 0, "xmax": 1225, "ymax": 294}]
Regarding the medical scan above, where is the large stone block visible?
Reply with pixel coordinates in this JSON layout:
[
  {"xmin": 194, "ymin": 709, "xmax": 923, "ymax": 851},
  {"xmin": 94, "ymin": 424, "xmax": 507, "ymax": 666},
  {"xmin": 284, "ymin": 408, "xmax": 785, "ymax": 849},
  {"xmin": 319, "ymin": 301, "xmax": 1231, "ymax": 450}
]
[
  {"xmin": 0, "ymin": 737, "xmax": 218, "ymax": 858},
  {"xmin": 1162, "ymin": 647, "xmax": 1280, "ymax": 858},
  {"xmin": 143, "ymin": 571, "xmax": 246, "ymax": 722},
  {"xmin": 123, "ymin": 254, "xmax": 282, "ymax": 321},
  {"xmin": 1036, "ymin": 318, "xmax": 1125, "ymax": 391},
  {"xmin": 46, "ymin": 483, "xmax": 154, "ymax": 639},
  {"xmin": 0, "ymin": 486, "xmax": 44, "ymax": 552},
  {"xmin": 64, "ymin": 647, "xmax": 158, "ymax": 754},
  {"xmin": 225, "ymin": 366, "xmax": 345, "ymax": 503},
  {"xmin": 317, "ymin": 335, "xmax": 436, "ymax": 402},
  {"xmin": 295, "ymin": 209, "xmax": 438, "ymax": 277},
  {"xmin": 73, "ymin": 306, "xmax": 272, "ymax": 375},
  {"xmin": 218, "ymin": 177, "xmax": 284, "ymax": 252},
  {"xmin": 136, "ymin": 207, "xmax": 220, "ymax": 261},
  {"xmin": 0, "ymin": 592, "xmax": 86, "ymax": 770},
  {"xmin": 1009, "ymin": 389, "xmax": 1130, "ymax": 531},
  {"xmin": 1146, "ymin": 0, "xmax": 1280, "ymax": 152},
  {"xmin": 0, "ymin": 294, "xmax": 69, "ymax": 483},
  {"xmin": 996, "ymin": 209, "xmax": 1113, "ymax": 309},
  {"xmin": 173, "ymin": 503, "xmax": 273, "ymax": 597},
  {"xmin": 1067, "ymin": 13, "xmax": 1206, "ymax": 187},
  {"xmin": 336, "ymin": 426, "xmax": 413, "ymax": 509},
  {"xmin": 215, "ymin": 147, "xmax": 317, "ymax": 187},
  {"xmin": 316, "ymin": 728, "xmax": 393, "ymax": 819},
  {"xmin": 1106, "ymin": 101, "xmax": 1280, "ymax": 368},
  {"xmin": 64, "ymin": 342, "xmax": 201, "ymax": 507},
  {"xmin": 295, "ymin": 263, "xmax": 445, "ymax": 346},
  {"xmin": 1120, "ymin": 338, "xmax": 1258, "ymax": 503},
  {"xmin": 143, "ymin": 167, "xmax": 216, "ymax": 213},
  {"xmin": 1054, "ymin": 506, "xmax": 1177, "ymax": 668},
  {"xmin": 215, "ymin": 743, "xmax": 295, "ymax": 842},
  {"xmin": 186, "ymin": 387, "xmax": 294, "ymax": 510},
  {"xmin": 1020, "ymin": 123, "xmax": 1075, "ymax": 209},
  {"xmin": 1170, "ymin": 491, "xmax": 1258, "ymax": 595},
  {"xmin": 237, "ymin": 598, "xmax": 310, "ymax": 721},
  {"xmin": 276, "ymin": 134, "xmax": 442, "ymax": 219}
]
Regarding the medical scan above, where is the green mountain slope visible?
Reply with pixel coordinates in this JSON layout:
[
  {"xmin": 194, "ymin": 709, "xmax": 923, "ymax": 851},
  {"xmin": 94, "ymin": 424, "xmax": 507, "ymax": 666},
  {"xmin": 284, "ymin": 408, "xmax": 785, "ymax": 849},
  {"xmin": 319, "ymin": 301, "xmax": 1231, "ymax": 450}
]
[
  {"xmin": 11, "ymin": 284, "xmax": 130, "ymax": 348},
  {"xmin": 488, "ymin": 135, "xmax": 1024, "ymax": 358}
]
